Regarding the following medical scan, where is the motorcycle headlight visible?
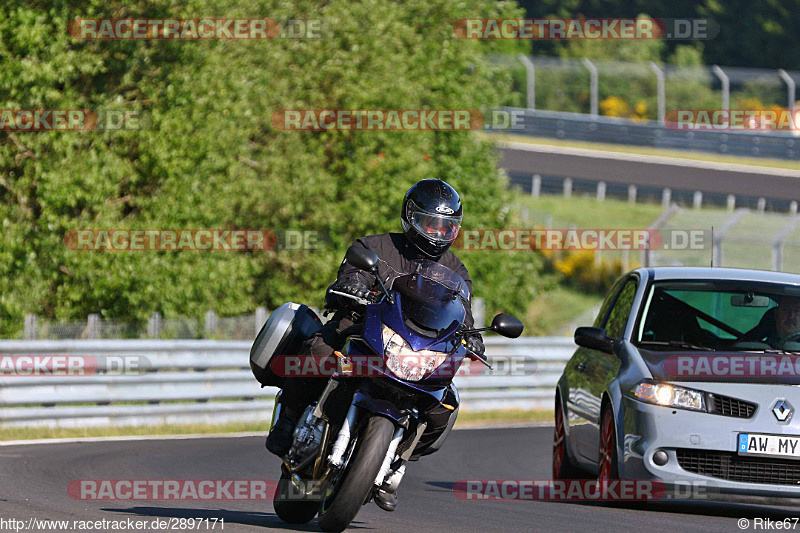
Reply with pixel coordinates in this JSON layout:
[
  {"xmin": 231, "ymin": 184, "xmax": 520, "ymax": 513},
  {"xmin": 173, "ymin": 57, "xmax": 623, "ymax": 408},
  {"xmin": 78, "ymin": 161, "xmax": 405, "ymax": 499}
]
[
  {"xmin": 632, "ymin": 379, "xmax": 706, "ymax": 412},
  {"xmin": 382, "ymin": 326, "xmax": 447, "ymax": 382}
]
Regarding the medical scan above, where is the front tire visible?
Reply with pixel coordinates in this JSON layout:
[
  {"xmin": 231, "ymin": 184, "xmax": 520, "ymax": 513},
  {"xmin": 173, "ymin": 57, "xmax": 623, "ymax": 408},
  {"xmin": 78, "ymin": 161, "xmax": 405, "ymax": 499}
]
[
  {"xmin": 597, "ymin": 406, "xmax": 620, "ymax": 503},
  {"xmin": 318, "ymin": 415, "xmax": 395, "ymax": 532},
  {"xmin": 273, "ymin": 474, "xmax": 319, "ymax": 524},
  {"xmin": 553, "ymin": 399, "xmax": 586, "ymax": 479}
]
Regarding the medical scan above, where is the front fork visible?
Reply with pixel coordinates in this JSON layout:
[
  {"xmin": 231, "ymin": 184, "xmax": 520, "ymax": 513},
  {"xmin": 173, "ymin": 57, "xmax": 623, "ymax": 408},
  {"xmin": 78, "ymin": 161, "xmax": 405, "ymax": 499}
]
[{"xmin": 327, "ymin": 390, "xmax": 411, "ymax": 489}]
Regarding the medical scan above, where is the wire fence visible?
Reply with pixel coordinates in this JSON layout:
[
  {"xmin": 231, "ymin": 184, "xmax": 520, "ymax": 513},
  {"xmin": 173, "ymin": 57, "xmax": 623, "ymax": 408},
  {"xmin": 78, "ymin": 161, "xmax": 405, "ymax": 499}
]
[
  {"xmin": 505, "ymin": 55, "xmax": 800, "ymax": 124},
  {"xmin": 15, "ymin": 301, "xmax": 488, "ymax": 341},
  {"xmin": 19, "ymin": 310, "xmax": 271, "ymax": 341}
]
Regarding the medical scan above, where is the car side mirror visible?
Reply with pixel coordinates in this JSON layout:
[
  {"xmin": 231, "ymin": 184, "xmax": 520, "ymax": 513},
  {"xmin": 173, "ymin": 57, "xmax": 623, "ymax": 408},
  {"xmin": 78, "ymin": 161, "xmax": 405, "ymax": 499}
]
[
  {"xmin": 574, "ymin": 326, "xmax": 613, "ymax": 353},
  {"xmin": 345, "ymin": 245, "xmax": 379, "ymax": 273},
  {"xmin": 491, "ymin": 313, "xmax": 524, "ymax": 338}
]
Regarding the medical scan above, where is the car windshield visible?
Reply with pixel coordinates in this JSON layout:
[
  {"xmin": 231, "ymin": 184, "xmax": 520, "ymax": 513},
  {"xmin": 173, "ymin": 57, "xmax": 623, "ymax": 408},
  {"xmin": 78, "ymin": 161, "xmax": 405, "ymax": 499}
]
[
  {"xmin": 388, "ymin": 261, "xmax": 468, "ymax": 334},
  {"xmin": 635, "ymin": 280, "xmax": 800, "ymax": 352}
]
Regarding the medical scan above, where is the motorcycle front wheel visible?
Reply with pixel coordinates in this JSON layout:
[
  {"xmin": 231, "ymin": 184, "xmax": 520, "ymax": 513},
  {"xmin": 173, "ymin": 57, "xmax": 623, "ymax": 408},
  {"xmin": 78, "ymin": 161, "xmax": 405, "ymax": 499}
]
[
  {"xmin": 273, "ymin": 473, "xmax": 319, "ymax": 524},
  {"xmin": 317, "ymin": 415, "xmax": 395, "ymax": 532}
]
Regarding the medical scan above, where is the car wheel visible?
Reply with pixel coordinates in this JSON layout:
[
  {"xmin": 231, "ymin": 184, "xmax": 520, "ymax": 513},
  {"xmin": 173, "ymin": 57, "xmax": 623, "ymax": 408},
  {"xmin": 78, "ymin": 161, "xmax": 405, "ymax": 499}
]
[
  {"xmin": 553, "ymin": 400, "xmax": 586, "ymax": 479},
  {"xmin": 598, "ymin": 407, "xmax": 619, "ymax": 485}
]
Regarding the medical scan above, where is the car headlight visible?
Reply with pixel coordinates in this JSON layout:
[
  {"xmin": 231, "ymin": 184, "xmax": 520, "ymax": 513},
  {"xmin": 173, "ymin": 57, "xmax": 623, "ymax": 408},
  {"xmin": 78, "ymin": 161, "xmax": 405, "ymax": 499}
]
[
  {"xmin": 632, "ymin": 380, "xmax": 706, "ymax": 412},
  {"xmin": 382, "ymin": 326, "xmax": 447, "ymax": 382}
]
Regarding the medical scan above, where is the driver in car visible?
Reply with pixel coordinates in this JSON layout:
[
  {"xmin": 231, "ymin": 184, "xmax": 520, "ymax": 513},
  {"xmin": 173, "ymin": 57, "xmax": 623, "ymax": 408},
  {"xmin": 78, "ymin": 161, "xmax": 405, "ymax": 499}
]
[
  {"xmin": 741, "ymin": 295, "xmax": 800, "ymax": 348},
  {"xmin": 265, "ymin": 178, "xmax": 484, "ymax": 511}
]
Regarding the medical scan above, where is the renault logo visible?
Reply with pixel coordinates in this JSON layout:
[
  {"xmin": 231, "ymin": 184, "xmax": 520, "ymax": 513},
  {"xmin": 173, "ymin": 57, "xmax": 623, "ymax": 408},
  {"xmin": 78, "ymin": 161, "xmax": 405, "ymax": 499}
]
[{"xmin": 773, "ymin": 400, "xmax": 793, "ymax": 422}]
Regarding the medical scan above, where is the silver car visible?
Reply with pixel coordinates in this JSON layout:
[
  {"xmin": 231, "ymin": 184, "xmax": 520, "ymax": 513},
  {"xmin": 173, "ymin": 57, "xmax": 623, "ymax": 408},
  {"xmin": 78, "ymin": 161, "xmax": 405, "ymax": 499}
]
[{"xmin": 555, "ymin": 267, "xmax": 800, "ymax": 503}]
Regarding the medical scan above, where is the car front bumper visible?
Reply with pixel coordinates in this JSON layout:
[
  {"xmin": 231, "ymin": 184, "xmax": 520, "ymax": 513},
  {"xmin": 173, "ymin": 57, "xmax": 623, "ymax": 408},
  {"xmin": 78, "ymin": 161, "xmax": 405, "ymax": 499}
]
[{"xmin": 620, "ymin": 383, "xmax": 800, "ymax": 502}]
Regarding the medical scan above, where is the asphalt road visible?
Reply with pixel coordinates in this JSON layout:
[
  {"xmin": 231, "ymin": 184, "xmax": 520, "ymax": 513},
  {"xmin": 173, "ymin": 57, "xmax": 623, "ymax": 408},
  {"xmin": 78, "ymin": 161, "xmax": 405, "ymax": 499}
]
[
  {"xmin": 2, "ymin": 426, "xmax": 799, "ymax": 533},
  {"xmin": 499, "ymin": 142, "xmax": 800, "ymax": 201}
]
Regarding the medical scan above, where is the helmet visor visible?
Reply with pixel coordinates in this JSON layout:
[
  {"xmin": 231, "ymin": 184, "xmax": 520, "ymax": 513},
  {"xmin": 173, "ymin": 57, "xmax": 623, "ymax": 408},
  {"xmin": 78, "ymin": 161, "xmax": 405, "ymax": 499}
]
[{"xmin": 410, "ymin": 211, "xmax": 461, "ymax": 243}]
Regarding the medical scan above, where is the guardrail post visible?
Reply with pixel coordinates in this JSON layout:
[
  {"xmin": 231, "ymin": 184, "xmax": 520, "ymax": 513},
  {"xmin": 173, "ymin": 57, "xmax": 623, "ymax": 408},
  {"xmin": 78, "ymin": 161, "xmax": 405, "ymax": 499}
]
[
  {"xmin": 597, "ymin": 181, "xmax": 606, "ymax": 201},
  {"xmin": 693, "ymin": 191, "xmax": 703, "ymax": 209},
  {"xmin": 24, "ymin": 314, "xmax": 37, "ymax": 340},
  {"xmin": 531, "ymin": 174, "xmax": 541, "ymax": 198},
  {"xmin": 518, "ymin": 54, "xmax": 535, "ymax": 110},
  {"xmin": 473, "ymin": 297, "xmax": 485, "ymax": 329},
  {"xmin": 628, "ymin": 184, "xmax": 637, "ymax": 204},
  {"xmin": 582, "ymin": 58, "xmax": 598, "ymax": 117},
  {"xmin": 712, "ymin": 65, "xmax": 730, "ymax": 112},
  {"xmin": 649, "ymin": 62, "xmax": 665, "ymax": 125},
  {"xmin": 563, "ymin": 177, "xmax": 572, "ymax": 198},
  {"xmin": 643, "ymin": 203, "xmax": 680, "ymax": 268},
  {"xmin": 771, "ymin": 216, "xmax": 800, "ymax": 271},
  {"xmin": 662, "ymin": 188, "xmax": 671, "ymax": 209},
  {"xmin": 87, "ymin": 314, "xmax": 100, "ymax": 339},
  {"xmin": 778, "ymin": 69, "xmax": 796, "ymax": 112},
  {"xmin": 255, "ymin": 307, "xmax": 268, "ymax": 335},
  {"xmin": 713, "ymin": 209, "xmax": 749, "ymax": 267},
  {"xmin": 204, "ymin": 311, "xmax": 217, "ymax": 338},
  {"xmin": 147, "ymin": 312, "xmax": 162, "ymax": 338}
]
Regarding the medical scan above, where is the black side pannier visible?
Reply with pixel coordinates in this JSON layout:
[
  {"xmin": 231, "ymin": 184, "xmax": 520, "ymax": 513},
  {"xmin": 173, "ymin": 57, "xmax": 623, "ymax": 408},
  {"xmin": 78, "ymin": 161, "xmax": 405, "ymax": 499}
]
[{"xmin": 250, "ymin": 303, "xmax": 322, "ymax": 388}]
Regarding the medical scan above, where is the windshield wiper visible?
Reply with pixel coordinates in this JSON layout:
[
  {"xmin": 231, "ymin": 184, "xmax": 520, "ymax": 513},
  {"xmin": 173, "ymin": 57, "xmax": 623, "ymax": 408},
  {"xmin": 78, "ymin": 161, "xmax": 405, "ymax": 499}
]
[
  {"xmin": 637, "ymin": 340, "xmax": 716, "ymax": 351},
  {"xmin": 728, "ymin": 347, "xmax": 800, "ymax": 355}
]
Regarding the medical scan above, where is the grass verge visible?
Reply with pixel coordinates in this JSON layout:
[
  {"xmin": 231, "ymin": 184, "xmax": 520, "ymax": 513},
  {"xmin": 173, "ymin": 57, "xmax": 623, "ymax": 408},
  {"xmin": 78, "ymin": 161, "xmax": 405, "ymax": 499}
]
[
  {"xmin": 513, "ymin": 195, "xmax": 664, "ymax": 230},
  {"xmin": 1, "ymin": 410, "xmax": 553, "ymax": 441}
]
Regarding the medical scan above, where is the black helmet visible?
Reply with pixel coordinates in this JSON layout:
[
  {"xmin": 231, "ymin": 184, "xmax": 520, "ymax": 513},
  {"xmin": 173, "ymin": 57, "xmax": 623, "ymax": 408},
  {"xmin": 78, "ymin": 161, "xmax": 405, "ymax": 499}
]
[{"xmin": 401, "ymin": 179, "xmax": 463, "ymax": 258}]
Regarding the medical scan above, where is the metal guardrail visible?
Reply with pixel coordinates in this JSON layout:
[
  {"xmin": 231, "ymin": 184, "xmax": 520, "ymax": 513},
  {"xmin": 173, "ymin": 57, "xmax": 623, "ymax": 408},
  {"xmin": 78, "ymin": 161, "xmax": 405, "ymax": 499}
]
[
  {"xmin": 504, "ymin": 108, "xmax": 800, "ymax": 160},
  {"xmin": 0, "ymin": 338, "xmax": 575, "ymax": 427}
]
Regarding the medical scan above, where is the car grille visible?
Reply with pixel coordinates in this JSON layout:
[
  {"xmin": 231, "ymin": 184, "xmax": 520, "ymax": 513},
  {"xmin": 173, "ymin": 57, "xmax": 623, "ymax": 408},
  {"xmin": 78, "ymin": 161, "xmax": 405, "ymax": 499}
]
[
  {"xmin": 706, "ymin": 393, "xmax": 756, "ymax": 418},
  {"xmin": 677, "ymin": 449, "xmax": 800, "ymax": 485}
]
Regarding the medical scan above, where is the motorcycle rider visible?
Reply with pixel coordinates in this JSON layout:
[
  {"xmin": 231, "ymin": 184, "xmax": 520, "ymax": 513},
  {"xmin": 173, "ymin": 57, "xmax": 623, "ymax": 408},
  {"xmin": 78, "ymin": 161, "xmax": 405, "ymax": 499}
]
[{"xmin": 266, "ymin": 178, "xmax": 485, "ymax": 510}]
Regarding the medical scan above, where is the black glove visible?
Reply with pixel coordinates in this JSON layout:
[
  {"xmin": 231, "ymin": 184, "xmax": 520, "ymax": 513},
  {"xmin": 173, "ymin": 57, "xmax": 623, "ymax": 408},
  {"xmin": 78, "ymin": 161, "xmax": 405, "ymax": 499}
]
[
  {"xmin": 325, "ymin": 275, "xmax": 381, "ymax": 311},
  {"xmin": 332, "ymin": 277, "xmax": 371, "ymax": 300},
  {"xmin": 465, "ymin": 334, "xmax": 485, "ymax": 359}
]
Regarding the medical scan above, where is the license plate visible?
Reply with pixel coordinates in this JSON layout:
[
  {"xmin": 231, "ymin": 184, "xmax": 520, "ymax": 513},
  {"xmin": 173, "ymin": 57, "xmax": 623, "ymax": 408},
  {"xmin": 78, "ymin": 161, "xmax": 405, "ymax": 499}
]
[{"xmin": 738, "ymin": 433, "xmax": 800, "ymax": 459}]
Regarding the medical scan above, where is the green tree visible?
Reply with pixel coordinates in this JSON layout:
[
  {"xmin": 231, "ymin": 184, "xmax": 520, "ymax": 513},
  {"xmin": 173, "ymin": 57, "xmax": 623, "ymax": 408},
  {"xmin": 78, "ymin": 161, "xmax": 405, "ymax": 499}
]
[{"xmin": 1, "ymin": 0, "xmax": 549, "ymax": 336}]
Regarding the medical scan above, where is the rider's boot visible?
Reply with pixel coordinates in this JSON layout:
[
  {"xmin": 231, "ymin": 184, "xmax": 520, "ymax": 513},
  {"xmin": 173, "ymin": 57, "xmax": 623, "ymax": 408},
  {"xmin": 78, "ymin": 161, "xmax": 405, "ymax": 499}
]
[{"xmin": 374, "ymin": 464, "xmax": 405, "ymax": 512}]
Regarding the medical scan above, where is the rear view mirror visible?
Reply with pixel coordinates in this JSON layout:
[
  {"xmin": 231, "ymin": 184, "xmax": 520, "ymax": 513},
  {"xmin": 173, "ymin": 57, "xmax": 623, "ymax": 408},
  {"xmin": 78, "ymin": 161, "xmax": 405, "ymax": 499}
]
[
  {"xmin": 574, "ymin": 326, "xmax": 613, "ymax": 353},
  {"xmin": 490, "ymin": 313, "xmax": 524, "ymax": 338},
  {"xmin": 731, "ymin": 293, "xmax": 770, "ymax": 307},
  {"xmin": 345, "ymin": 246, "xmax": 379, "ymax": 272}
]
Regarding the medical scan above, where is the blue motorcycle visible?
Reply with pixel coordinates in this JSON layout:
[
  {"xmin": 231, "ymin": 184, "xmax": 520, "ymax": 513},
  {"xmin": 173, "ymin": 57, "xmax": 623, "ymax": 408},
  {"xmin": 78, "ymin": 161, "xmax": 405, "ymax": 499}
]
[{"xmin": 250, "ymin": 245, "xmax": 523, "ymax": 531}]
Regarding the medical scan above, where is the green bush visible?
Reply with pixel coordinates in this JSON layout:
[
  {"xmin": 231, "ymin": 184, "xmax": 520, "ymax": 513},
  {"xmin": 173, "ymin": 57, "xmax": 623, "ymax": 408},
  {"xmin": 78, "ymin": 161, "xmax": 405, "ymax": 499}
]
[{"xmin": 0, "ymin": 0, "xmax": 554, "ymax": 336}]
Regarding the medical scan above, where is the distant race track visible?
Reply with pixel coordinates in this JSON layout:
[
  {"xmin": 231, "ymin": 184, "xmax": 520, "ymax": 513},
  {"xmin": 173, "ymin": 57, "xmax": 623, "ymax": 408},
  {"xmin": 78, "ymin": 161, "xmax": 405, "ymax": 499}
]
[{"xmin": 499, "ymin": 142, "xmax": 800, "ymax": 202}]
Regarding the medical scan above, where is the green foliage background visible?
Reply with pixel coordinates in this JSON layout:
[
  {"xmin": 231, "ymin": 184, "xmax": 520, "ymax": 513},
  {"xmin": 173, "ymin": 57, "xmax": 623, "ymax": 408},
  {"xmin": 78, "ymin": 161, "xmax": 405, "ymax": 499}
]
[{"xmin": 0, "ymin": 0, "xmax": 555, "ymax": 336}]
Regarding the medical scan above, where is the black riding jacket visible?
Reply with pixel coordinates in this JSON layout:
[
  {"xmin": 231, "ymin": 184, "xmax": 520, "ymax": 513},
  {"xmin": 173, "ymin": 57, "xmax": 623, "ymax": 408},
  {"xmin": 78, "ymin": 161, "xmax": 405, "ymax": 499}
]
[{"xmin": 331, "ymin": 232, "xmax": 477, "ymax": 328}]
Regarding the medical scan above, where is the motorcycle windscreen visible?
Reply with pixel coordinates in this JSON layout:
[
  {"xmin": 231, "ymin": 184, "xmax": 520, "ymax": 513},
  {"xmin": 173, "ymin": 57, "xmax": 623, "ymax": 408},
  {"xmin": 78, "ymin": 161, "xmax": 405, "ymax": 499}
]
[{"xmin": 391, "ymin": 272, "xmax": 466, "ymax": 334}]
